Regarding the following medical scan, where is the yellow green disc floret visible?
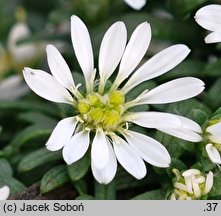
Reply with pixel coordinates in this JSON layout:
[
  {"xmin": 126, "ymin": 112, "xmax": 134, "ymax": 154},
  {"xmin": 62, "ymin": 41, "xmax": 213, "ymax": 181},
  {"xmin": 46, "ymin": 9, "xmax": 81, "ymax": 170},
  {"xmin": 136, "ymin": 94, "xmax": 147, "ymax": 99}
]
[{"xmin": 77, "ymin": 91, "xmax": 126, "ymax": 132}]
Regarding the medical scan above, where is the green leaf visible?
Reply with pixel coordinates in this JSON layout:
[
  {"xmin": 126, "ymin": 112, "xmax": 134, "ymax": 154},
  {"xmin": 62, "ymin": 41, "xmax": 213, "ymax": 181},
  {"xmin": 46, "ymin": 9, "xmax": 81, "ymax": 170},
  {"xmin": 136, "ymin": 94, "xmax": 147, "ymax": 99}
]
[
  {"xmin": 75, "ymin": 194, "xmax": 95, "ymax": 200},
  {"xmin": 165, "ymin": 99, "xmax": 212, "ymax": 120},
  {"xmin": 209, "ymin": 172, "xmax": 221, "ymax": 197},
  {"xmin": 94, "ymin": 180, "xmax": 116, "ymax": 200},
  {"xmin": 18, "ymin": 112, "xmax": 57, "ymax": 127},
  {"xmin": 132, "ymin": 189, "xmax": 166, "ymax": 200},
  {"xmin": 203, "ymin": 59, "xmax": 221, "ymax": 77},
  {"xmin": 155, "ymin": 130, "xmax": 194, "ymax": 158},
  {"xmin": 4, "ymin": 125, "xmax": 53, "ymax": 156},
  {"xmin": 115, "ymin": 167, "xmax": 152, "ymax": 190},
  {"xmin": 18, "ymin": 148, "xmax": 62, "ymax": 172},
  {"xmin": 117, "ymin": 13, "xmax": 201, "ymax": 44},
  {"xmin": 158, "ymin": 60, "xmax": 205, "ymax": 82},
  {"xmin": 0, "ymin": 177, "xmax": 26, "ymax": 195},
  {"xmin": 0, "ymin": 100, "xmax": 58, "ymax": 116},
  {"xmin": 213, "ymin": 107, "xmax": 221, "ymax": 116},
  {"xmin": 67, "ymin": 155, "xmax": 90, "ymax": 182},
  {"xmin": 192, "ymin": 109, "xmax": 208, "ymax": 126},
  {"xmin": 166, "ymin": 158, "xmax": 187, "ymax": 177},
  {"xmin": 40, "ymin": 165, "xmax": 69, "ymax": 194},
  {"xmin": 73, "ymin": 180, "xmax": 88, "ymax": 195},
  {"xmin": 192, "ymin": 157, "xmax": 215, "ymax": 173},
  {"xmin": 200, "ymin": 157, "xmax": 215, "ymax": 172},
  {"xmin": 0, "ymin": 159, "xmax": 13, "ymax": 177},
  {"xmin": 204, "ymin": 78, "xmax": 221, "ymax": 110},
  {"xmin": 168, "ymin": 0, "xmax": 208, "ymax": 18}
]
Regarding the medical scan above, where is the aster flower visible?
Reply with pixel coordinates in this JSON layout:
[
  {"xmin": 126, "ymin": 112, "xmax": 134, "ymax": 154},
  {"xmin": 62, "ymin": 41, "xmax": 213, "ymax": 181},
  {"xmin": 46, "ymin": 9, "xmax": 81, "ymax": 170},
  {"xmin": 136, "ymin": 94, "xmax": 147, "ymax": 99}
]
[
  {"xmin": 0, "ymin": 22, "xmax": 42, "ymax": 75},
  {"xmin": 195, "ymin": 4, "xmax": 221, "ymax": 43},
  {"xmin": 0, "ymin": 186, "xmax": 10, "ymax": 200},
  {"xmin": 205, "ymin": 120, "xmax": 221, "ymax": 165},
  {"xmin": 23, "ymin": 15, "xmax": 204, "ymax": 184},
  {"xmin": 124, "ymin": 0, "xmax": 146, "ymax": 10},
  {"xmin": 170, "ymin": 169, "xmax": 213, "ymax": 200}
]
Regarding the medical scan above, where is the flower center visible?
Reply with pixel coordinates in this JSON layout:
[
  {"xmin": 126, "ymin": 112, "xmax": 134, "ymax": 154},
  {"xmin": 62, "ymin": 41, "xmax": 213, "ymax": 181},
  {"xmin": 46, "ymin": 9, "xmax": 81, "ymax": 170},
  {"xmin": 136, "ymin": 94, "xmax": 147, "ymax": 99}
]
[{"xmin": 77, "ymin": 91, "xmax": 125, "ymax": 132}]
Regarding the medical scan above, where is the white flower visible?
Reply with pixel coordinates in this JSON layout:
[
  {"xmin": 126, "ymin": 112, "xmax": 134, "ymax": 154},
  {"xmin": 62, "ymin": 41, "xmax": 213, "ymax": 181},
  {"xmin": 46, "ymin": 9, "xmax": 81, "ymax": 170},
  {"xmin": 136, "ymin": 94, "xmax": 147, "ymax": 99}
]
[
  {"xmin": 0, "ymin": 22, "xmax": 42, "ymax": 101},
  {"xmin": 7, "ymin": 22, "xmax": 40, "ymax": 64},
  {"xmin": 0, "ymin": 21, "xmax": 44, "ymax": 78},
  {"xmin": 0, "ymin": 186, "xmax": 10, "ymax": 200},
  {"xmin": 170, "ymin": 169, "xmax": 213, "ymax": 200},
  {"xmin": 124, "ymin": 0, "xmax": 146, "ymax": 10},
  {"xmin": 195, "ymin": 4, "xmax": 221, "ymax": 43},
  {"xmin": 205, "ymin": 121, "xmax": 221, "ymax": 164},
  {"xmin": 23, "ymin": 15, "xmax": 204, "ymax": 184},
  {"xmin": 0, "ymin": 75, "xmax": 29, "ymax": 101}
]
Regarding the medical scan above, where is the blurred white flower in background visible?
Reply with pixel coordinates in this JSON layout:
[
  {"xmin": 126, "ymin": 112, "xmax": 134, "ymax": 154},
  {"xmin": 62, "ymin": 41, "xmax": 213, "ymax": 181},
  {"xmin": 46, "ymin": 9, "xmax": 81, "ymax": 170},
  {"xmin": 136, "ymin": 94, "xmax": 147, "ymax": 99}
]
[
  {"xmin": 7, "ymin": 22, "xmax": 41, "ymax": 66},
  {"xmin": 0, "ymin": 21, "xmax": 43, "ymax": 101},
  {"xmin": 0, "ymin": 186, "xmax": 10, "ymax": 200},
  {"xmin": 0, "ymin": 75, "xmax": 29, "ymax": 101},
  {"xmin": 124, "ymin": 0, "xmax": 146, "ymax": 10},
  {"xmin": 195, "ymin": 4, "xmax": 221, "ymax": 43},
  {"xmin": 23, "ymin": 15, "xmax": 204, "ymax": 184},
  {"xmin": 170, "ymin": 169, "xmax": 213, "ymax": 200},
  {"xmin": 0, "ymin": 22, "xmax": 42, "ymax": 75}
]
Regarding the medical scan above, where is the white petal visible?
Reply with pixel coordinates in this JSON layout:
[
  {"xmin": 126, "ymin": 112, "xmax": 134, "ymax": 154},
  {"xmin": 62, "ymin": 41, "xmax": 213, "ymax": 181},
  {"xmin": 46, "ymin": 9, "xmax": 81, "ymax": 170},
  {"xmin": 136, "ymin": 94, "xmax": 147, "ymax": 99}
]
[
  {"xmin": 195, "ymin": 4, "xmax": 221, "ymax": 32},
  {"xmin": 99, "ymin": 22, "xmax": 127, "ymax": 84},
  {"xmin": 0, "ymin": 186, "xmax": 10, "ymax": 200},
  {"xmin": 23, "ymin": 67, "xmax": 74, "ymax": 104},
  {"xmin": 172, "ymin": 114, "xmax": 202, "ymax": 134},
  {"xmin": 184, "ymin": 176, "xmax": 193, "ymax": 193},
  {"xmin": 139, "ymin": 77, "xmax": 205, "ymax": 104},
  {"xmin": 46, "ymin": 44, "xmax": 75, "ymax": 91},
  {"xmin": 182, "ymin": 169, "xmax": 201, "ymax": 177},
  {"xmin": 117, "ymin": 22, "xmax": 151, "ymax": 84},
  {"xmin": 63, "ymin": 130, "xmax": 90, "ymax": 165},
  {"xmin": 122, "ymin": 44, "xmax": 190, "ymax": 94},
  {"xmin": 192, "ymin": 175, "xmax": 201, "ymax": 198},
  {"xmin": 124, "ymin": 130, "xmax": 171, "ymax": 167},
  {"xmin": 204, "ymin": 171, "xmax": 214, "ymax": 194},
  {"xmin": 206, "ymin": 144, "xmax": 221, "ymax": 164},
  {"xmin": 46, "ymin": 117, "xmax": 77, "ymax": 151},
  {"xmin": 112, "ymin": 135, "xmax": 146, "ymax": 179},
  {"xmin": 128, "ymin": 112, "xmax": 181, "ymax": 128},
  {"xmin": 0, "ymin": 75, "xmax": 29, "ymax": 101},
  {"xmin": 174, "ymin": 182, "xmax": 189, "ymax": 193},
  {"xmin": 128, "ymin": 112, "xmax": 202, "ymax": 142},
  {"xmin": 124, "ymin": 0, "xmax": 146, "ymax": 10},
  {"xmin": 71, "ymin": 15, "xmax": 94, "ymax": 87},
  {"xmin": 205, "ymin": 32, "xmax": 221, "ymax": 44},
  {"xmin": 91, "ymin": 140, "xmax": 117, "ymax": 184},
  {"xmin": 206, "ymin": 121, "xmax": 221, "ymax": 143},
  {"xmin": 159, "ymin": 127, "xmax": 202, "ymax": 142},
  {"xmin": 91, "ymin": 130, "xmax": 109, "ymax": 170},
  {"xmin": 195, "ymin": 176, "xmax": 205, "ymax": 184}
]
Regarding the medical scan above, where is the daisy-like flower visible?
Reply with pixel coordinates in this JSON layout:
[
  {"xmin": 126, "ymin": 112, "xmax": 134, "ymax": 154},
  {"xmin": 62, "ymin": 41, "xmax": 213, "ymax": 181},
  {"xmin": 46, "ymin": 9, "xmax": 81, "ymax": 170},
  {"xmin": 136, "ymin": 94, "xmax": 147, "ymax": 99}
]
[
  {"xmin": 205, "ymin": 120, "xmax": 221, "ymax": 165},
  {"xmin": 124, "ymin": 0, "xmax": 146, "ymax": 10},
  {"xmin": 23, "ymin": 15, "xmax": 204, "ymax": 184},
  {"xmin": 0, "ymin": 22, "xmax": 42, "ymax": 75},
  {"xmin": 0, "ymin": 186, "xmax": 10, "ymax": 200},
  {"xmin": 170, "ymin": 169, "xmax": 213, "ymax": 200},
  {"xmin": 195, "ymin": 4, "xmax": 221, "ymax": 43}
]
